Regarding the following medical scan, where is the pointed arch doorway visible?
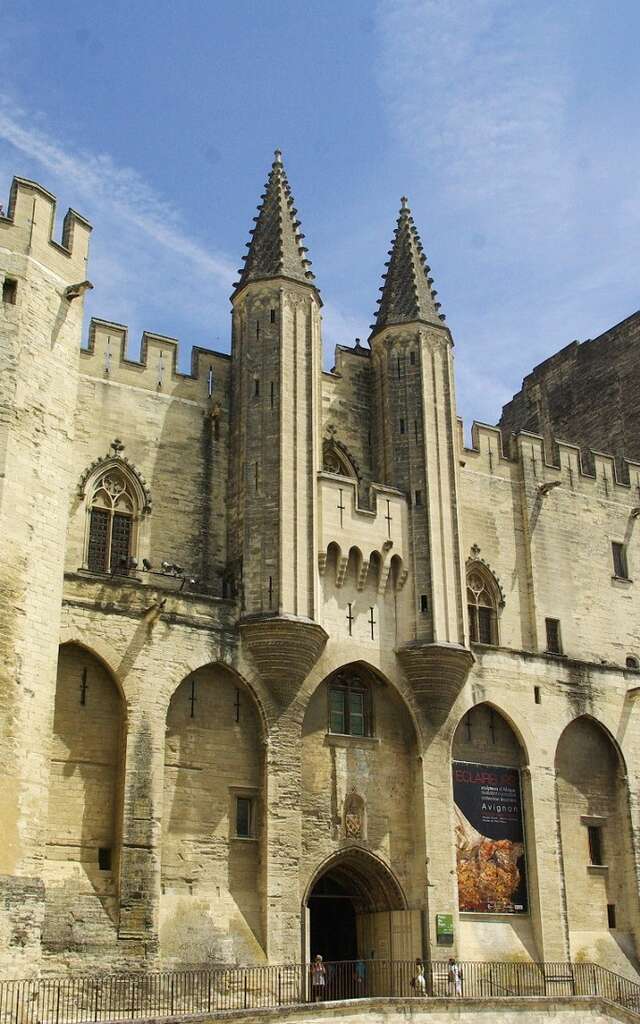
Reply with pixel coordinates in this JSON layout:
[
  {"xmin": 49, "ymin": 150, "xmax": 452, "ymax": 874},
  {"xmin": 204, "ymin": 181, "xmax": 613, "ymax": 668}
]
[{"xmin": 302, "ymin": 849, "xmax": 422, "ymax": 966}]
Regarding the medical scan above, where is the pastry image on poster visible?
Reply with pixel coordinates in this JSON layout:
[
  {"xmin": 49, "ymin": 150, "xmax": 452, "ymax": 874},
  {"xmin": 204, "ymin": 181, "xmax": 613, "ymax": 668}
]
[{"xmin": 452, "ymin": 761, "xmax": 528, "ymax": 914}]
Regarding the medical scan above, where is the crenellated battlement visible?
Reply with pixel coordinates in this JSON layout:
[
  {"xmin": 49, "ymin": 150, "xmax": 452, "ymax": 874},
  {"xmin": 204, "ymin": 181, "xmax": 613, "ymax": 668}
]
[
  {"xmin": 80, "ymin": 317, "xmax": 231, "ymax": 404},
  {"xmin": 0, "ymin": 177, "xmax": 91, "ymax": 279},
  {"xmin": 461, "ymin": 420, "xmax": 640, "ymax": 504}
]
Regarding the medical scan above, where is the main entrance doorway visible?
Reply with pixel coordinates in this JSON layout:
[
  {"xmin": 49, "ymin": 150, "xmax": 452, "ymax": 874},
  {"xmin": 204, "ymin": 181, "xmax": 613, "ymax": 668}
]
[{"xmin": 303, "ymin": 849, "xmax": 422, "ymax": 968}]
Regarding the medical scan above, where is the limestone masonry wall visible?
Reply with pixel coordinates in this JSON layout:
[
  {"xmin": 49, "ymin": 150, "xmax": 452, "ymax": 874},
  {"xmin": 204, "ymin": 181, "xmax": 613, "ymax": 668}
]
[{"xmin": 3, "ymin": 169, "xmax": 640, "ymax": 989}]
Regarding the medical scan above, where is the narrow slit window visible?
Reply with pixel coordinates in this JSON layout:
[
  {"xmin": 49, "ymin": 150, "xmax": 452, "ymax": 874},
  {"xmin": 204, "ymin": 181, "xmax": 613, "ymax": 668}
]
[
  {"xmin": 545, "ymin": 617, "xmax": 562, "ymax": 655},
  {"xmin": 410, "ymin": 350, "xmax": 416, "ymax": 365},
  {"xmin": 420, "ymin": 594, "xmax": 428, "ymax": 613},
  {"xmin": 534, "ymin": 685, "xmax": 541, "ymax": 704},
  {"xmin": 415, "ymin": 489, "xmax": 422, "ymax": 506},
  {"xmin": 612, "ymin": 541, "xmax": 628, "ymax": 579},
  {"xmin": 270, "ymin": 308, "xmax": 276, "ymax": 323},
  {"xmin": 2, "ymin": 278, "xmax": 17, "ymax": 304},
  {"xmin": 399, "ymin": 418, "xmax": 406, "ymax": 435},
  {"xmin": 254, "ymin": 378, "xmax": 260, "ymax": 398},
  {"xmin": 270, "ymin": 381, "xmax": 274, "ymax": 408},
  {"xmin": 588, "ymin": 825, "xmax": 603, "ymax": 866},
  {"xmin": 98, "ymin": 847, "xmax": 112, "ymax": 871},
  {"xmin": 607, "ymin": 904, "xmax": 617, "ymax": 929},
  {"xmin": 236, "ymin": 796, "xmax": 253, "ymax": 838}
]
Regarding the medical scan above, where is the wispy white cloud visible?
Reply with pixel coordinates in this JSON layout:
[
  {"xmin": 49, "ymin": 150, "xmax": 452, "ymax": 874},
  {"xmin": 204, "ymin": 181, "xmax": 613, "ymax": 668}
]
[
  {"xmin": 0, "ymin": 97, "xmax": 239, "ymax": 360},
  {"xmin": 374, "ymin": 0, "xmax": 640, "ymax": 425},
  {"xmin": 0, "ymin": 99, "xmax": 235, "ymax": 284}
]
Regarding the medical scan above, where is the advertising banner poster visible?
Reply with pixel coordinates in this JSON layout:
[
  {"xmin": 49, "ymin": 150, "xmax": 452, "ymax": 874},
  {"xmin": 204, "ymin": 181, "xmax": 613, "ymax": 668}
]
[{"xmin": 452, "ymin": 761, "xmax": 528, "ymax": 914}]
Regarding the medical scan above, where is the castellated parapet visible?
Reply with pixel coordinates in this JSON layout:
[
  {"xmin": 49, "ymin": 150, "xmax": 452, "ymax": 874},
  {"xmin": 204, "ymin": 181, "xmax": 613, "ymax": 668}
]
[{"xmin": 2, "ymin": 162, "xmax": 640, "ymax": 984}]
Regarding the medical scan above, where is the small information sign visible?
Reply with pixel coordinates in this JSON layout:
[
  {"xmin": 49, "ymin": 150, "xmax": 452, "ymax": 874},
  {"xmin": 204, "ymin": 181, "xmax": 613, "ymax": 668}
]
[{"xmin": 436, "ymin": 913, "xmax": 454, "ymax": 945}]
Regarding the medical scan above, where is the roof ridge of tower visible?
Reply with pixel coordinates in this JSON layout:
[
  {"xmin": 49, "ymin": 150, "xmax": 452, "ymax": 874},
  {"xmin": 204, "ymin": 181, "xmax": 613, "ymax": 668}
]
[
  {"xmin": 232, "ymin": 149, "xmax": 316, "ymax": 297},
  {"xmin": 370, "ymin": 197, "xmax": 445, "ymax": 337}
]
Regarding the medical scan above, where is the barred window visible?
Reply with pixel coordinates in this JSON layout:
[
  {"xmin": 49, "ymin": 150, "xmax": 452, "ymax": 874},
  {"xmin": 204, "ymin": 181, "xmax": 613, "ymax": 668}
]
[
  {"xmin": 467, "ymin": 567, "xmax": 500, "ymax": 646},
  {"xmin": 87, "ymin": 469, "xmax": 137, "ymax": 574}
]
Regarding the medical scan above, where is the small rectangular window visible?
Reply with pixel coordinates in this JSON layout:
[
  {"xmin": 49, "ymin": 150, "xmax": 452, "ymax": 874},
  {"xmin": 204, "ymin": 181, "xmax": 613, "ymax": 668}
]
[
  {"xmin": 98, "ymin": 847, "xmax": 112, "ymax": 871},
  {"xmin": 270, "ymin": 308, "xmax": 276, "ymax": 323},
  {"xmin": 588, "ymin": 825, "xmax": 603, "ymax": 866},
  {"xmin": 236, "ymin": 796, "xmax": 253, "ymax": 838},
  {"xmin": 410, "ymin": 351, "xmax": 416, "ymax": 365},
  {"xmin": 254, "ymin": 378, "xmax": 260, "ymax": 398},
  {"xmin": 2, "ymin": 278, "xmax": 17, "ymax": 304},
  {"xmin": 420, "ymin": 594, "xmax": 428, "ymax": 613},
  {"xmin": 399, "ymin": 418, "xmax": 406, "ymax": 434},
  {"xmin": 534, "ymin": 686, "xmax": 541, "ymax": 704},
  {"xmin": 415, "ymin": 489, "xmax": 422, "ymax": 506},
  {"xmin": 607, "ymin": 904, "xmax": 617, "ymax": 929},
  {"xmin": 612, "ymin": 541, "xmax": 628, "ymax": 579},
  {"xmin": 545, "ymin": 618, "xmax": 562, "ymax": 655}
]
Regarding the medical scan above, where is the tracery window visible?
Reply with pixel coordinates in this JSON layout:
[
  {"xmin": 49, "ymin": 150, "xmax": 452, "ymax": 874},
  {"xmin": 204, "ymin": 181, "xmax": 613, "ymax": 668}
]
[
  {"xmin": 467, "ymin": 565, "xmax": 500, "ymax": 646},
  {"xmin": 328, "ymin": 669, "xmax": 373, "ymax": 737},
  {"xmin": 322, "ymin": 440, "xmax": 357, "ymax": 479},
  {"xmin": 87, "ymin": 468, "xmax": 138, "ymax": 574}
]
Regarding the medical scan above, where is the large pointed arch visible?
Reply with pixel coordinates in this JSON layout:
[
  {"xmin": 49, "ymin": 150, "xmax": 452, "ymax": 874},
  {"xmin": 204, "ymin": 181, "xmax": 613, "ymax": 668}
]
[{"xmin": 303, "ymin": 847, "xmax": 408, "ymax": 912}]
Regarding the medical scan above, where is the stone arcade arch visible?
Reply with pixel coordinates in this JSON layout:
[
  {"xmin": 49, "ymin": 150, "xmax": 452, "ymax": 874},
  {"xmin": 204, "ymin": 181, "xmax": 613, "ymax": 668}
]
[
  {"xmin": 160, "ymin": 663, "xmax": 266, "ymax": 965},
  {"xmin": 555, "ymin": 716, "xmax": 640, "ymax": 973},
  {"xmin": 43, "ymin": 642, "xmax": 125, "ymax": 952},
  {"xmin": 302, "ymin": 849, "xmax": 415, "ymax": 966},
  {"xmin": 301, "ymin": 662, "xmax": 424, "ymax": 965},
  {"xmin": 451, "ymin": 703, "xmax": 537, "ymax": 962}
]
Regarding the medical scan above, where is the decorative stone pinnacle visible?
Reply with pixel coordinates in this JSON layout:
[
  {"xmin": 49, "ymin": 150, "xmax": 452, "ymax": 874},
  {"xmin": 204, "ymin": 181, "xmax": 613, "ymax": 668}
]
[
  {"xmin": 233, "ymin": 151, "xmax": 316, "ymax": 297},
  {"xmin": 370, "ymin": 201, "xmax": 445, "ymax": 336}
]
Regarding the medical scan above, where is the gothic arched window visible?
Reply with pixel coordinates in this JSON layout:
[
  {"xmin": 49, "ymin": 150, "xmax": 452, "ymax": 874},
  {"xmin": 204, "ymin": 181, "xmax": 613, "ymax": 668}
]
[
  {"xmin": 87, "ymin": 467, "xmax": 139, "ymax": 574},
  {"xmin": 467, "ymin": 564, "xmax": 502, "ymax": 646}
]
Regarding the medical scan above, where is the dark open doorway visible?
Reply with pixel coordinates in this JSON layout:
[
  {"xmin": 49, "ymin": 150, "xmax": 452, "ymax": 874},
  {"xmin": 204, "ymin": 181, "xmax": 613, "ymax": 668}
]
[{"xmin": 308, "ymin": 871, "xmax": 358, "ymax": 962}]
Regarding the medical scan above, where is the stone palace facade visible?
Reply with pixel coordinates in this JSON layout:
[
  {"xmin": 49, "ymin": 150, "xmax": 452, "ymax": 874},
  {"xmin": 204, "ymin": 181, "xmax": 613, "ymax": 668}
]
[{"xmin": 1, "ymin": 152, "xmax": 640, "ymax": 979}]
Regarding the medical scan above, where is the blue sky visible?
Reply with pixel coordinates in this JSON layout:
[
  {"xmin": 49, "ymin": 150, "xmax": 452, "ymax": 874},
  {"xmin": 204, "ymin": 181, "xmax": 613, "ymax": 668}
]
[{"xmin": 1, "ymin": 0, "xmax": 638, "ymax": 427}]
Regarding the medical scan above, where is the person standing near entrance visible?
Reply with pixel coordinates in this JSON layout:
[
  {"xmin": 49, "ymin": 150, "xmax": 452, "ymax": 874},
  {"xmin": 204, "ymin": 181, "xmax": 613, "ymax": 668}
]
[
  {"xmin": 448, "ymin": 957, "xmax": 463, "ymax": 997},
  {"xmin": 311, "ymin": 954, "xmax": 327, "ymax": 1001},
  {"xmin": 411, "ymin": 959, "xmax": 426, "ymax": 996}
]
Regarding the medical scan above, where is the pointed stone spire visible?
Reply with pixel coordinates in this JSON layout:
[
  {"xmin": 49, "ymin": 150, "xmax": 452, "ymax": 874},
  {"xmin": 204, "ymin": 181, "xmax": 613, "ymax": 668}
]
[
  {"xmin": 232, "ymin": 149, "xmax": 316, "ymax": 297},
  {"xmin": 370, "ymin": 197, "xmax": 444, "ymax": 336}
]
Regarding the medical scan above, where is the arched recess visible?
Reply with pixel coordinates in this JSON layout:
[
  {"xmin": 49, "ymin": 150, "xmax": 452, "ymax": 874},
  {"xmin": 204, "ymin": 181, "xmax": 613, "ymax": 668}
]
[
  {"xmin": 555, "ymin": 716, "xmax": 639, "ymax": 971},
  {"xmin": 322, "ymin": 439, "xmax": 359, "ymax": 481},
  {"xmin": 303, "ymin": 848, "xmax": 410, "ymax": 963},
  {"xmin": 43, "ymin": 643, "xmax": 125, "ymax": 950},
  {"xmin": 451, "ymin": 703, "xmax": 536, "ymax": 961},
  {"xmin": 301, "ymin": 662, "xmax": 425, "ymax": 962},
  {"xmin": 160, "ymin": 663, "xmax": 266, "ymax": 965}
]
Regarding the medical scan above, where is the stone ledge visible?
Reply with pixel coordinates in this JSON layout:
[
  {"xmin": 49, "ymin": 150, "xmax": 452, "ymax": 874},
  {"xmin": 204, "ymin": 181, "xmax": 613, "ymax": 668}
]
[{"xmin": 100, "ymin": 994, "xmax": 640, "ymax": 1024}]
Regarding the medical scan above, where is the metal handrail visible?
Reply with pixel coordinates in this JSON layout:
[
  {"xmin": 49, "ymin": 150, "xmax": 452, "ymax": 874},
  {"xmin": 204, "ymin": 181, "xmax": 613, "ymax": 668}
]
[{"xmin": 0, "ymin": 959, "xmax": 638, "ymax": 1023}]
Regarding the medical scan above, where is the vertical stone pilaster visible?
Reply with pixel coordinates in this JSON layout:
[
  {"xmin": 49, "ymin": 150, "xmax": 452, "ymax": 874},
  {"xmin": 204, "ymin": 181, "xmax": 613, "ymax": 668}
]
[
  {"xmin": 524, "ymin": 764, "xmax": 569, "ymax": 960},
  {"xmin": 117, "ymin": 708, "xmax": 164, "ymax": 954},
  {"xmin": 264, "ymin": 710, "xmax": 304, "ymax": 962}
]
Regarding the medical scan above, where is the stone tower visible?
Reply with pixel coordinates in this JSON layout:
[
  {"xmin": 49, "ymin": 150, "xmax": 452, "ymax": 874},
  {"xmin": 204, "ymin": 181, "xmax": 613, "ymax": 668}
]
[
  {"xmin": 369, "ymin": 199, "xmax": 471, "ymax": 711},
  {"xmin": 0, "ymin": 179, "xmax": 91, "ymax": 965},
  {"xmin": 229, "ymin": 151, "xmax": 327, "ymax": 691}
]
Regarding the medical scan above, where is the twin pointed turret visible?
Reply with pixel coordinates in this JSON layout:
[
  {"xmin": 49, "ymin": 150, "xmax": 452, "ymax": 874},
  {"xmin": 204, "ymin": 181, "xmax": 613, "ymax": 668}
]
[
  {"xmin": 232, "ymin": 149, "xmax": 315, "ymax": 298},
  {"xmin": 371, "ymin": 196, "xmax": 445, "ymax": 337}
]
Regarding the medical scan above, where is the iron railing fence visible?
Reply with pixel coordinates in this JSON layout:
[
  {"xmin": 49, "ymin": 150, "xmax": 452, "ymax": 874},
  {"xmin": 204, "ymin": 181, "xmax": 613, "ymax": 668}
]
[{"xmin": 1, "ymin": 959, "xmax": 640, "ymax": 1024}]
